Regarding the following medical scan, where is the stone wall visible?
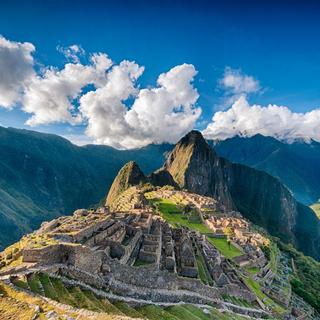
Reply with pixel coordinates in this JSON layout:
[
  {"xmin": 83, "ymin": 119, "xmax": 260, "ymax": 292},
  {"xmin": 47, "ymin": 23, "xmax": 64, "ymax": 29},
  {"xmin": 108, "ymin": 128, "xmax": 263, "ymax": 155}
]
[
  {"xmin": 67, "ymin": 245, "xmax": 104, "ymax": 274},
  {"xmin": 22, "ymin": 244, "xmax": 65, "ymax": 264},
  {"xmin": 22, "ymin": 244, "xmax": 104, "ymax": 274},
  {"xmin": 120, "ymin": 229, "xmax": 142, "ymax": 264},
  {"xmin": 57, "ymin": 265, "xmax": 107, "ymax": 289},
  {"xmin": 72, "ymin": 219, "xmax": 113, "ymax": 243},
  {"xmin": 106, "ymin": 257, "xmax": 220, "ymax": 300},
  {"xmin": 220, "ymin": 284, "xmax": 256, "ymax": 302}
]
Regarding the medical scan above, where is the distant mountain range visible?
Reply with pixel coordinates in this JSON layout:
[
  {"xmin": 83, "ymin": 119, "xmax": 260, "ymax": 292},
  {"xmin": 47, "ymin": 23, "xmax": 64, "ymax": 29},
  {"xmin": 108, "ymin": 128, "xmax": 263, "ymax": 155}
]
[{"xmin": 212, "ymin": 134, "xmax": 320, "ymax": 205}]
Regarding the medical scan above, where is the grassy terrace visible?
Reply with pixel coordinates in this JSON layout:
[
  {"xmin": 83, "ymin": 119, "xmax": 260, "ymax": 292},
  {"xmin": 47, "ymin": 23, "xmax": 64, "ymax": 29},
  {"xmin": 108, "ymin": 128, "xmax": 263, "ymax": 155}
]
[
  {"xmin": 149, "ymin": 197, "xmax": 212, "ymax": 233},
  {"xmin": 10, "ymin": 272, "xmax": 254, "ymax": 319},
  {"xmin": 245, "ymin": 266, "xmax": 259, "ymax": 275},
  {"xmin": 243, "ymin": 277, "xmax": 285, "ymax": 314},
  {"xmin": 195, "ymin": 250, "xmax": 213, "ymax": 286},
  {"xmin": 207, "ymin": 237, "xmax": 243, "ymax": 259}
]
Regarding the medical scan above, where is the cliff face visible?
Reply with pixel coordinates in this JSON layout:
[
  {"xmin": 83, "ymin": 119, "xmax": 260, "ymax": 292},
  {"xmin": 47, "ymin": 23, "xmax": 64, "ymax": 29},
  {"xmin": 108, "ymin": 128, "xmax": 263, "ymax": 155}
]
[
  {"xmin": 213, "ymin": 134, "xmax": 320, "ymax": 205},
  {"xmin": 163, "ymin": 131, "xmax": 320, "ymax": 260},
  {"xmin": 163, "ymin": 131, "xmax": 234, "ymax": 210},
  {"xmin": 106, "ymin": 161, "xmax": 145, "ymax": 206}
]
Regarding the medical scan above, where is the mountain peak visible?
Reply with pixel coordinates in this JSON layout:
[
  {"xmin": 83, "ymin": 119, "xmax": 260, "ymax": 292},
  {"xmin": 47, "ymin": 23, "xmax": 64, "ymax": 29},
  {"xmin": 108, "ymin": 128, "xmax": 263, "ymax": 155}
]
[
  {"xmin": 105, "ymin": 161, "xmax": 145, "ymax": 206},
  {"xmin": 162, "ymin": 131, "xmax": 233, "ymax": 208},
  {"xmin": 178, "ymin": 130, "xmax": 209, "ymax": 149}
]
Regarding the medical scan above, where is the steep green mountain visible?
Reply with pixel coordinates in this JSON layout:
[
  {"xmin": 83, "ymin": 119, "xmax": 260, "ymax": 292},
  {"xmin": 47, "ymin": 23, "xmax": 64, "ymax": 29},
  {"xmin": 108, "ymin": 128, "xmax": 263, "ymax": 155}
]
[
  {"xmin": 0, "ymin": 126, "xmax": 171, "ymax": 249},
  {"xmin": 212, "ymin": 134, "xmax": 320, "ymax": 205},
  {"xmin": 161, "ymin": 131, "xmax": 320, "ymax": 260},
  {"xmin": 106, "ymin": 161, "xmax": 145, "ymax": 206}
]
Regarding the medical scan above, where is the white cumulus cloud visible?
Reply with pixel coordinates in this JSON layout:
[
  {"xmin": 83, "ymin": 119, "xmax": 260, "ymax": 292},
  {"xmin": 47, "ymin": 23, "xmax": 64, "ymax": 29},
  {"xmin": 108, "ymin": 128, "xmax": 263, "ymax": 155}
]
[
  {"xmin": 23, "ymin": 53, "xmax": 113, "ymax": 126},
  {"xmin": 57, "ymin": 44, "xmax": 85, "ymax": 63},
  {"xmin": 203, "ymin": 96, "xmax": 320, "ymax": 143},
  {"xmin": 0, "ymin": 35, "xmax": 35, "ymax": 108},
  {"xmin": 81, "ymin": 63, "xmax": 201, "ymax": 149},
  {"xmin": 217, "ymin": 68, "xmax": 261, "ymax": 109},
  {"xmin": 221, "ymin": 67, "xmax": 261, "ymax": 95}
]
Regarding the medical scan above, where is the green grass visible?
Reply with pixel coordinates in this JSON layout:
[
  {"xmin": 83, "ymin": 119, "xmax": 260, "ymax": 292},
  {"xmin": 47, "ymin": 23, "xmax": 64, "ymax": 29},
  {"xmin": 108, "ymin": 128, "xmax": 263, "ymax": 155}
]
[
  {"xmin": 195, "ymin": 252, "xmax": 213, "ymax": 286},
  {"xmin": 50, "ymin": 277, "xmax": 75, "ymax": 306},
  {"xmin": 137, "ymin": 305, "xmax": 179, "ymax": 320},
  {"xmin": 68, "ymin": 286, "xmax": 96, "ymax": 310},
  {"xmin": 222, "ymin": 295, "xmax": 253, "ymax": 308},
  {"xmin": 27, "ymin": 273, "xmax": 42, "ymax": 294},
  {"xmin": 11, "ymin": 278, "xmax": 29, "ymax": 290},
  {"xmin": 207, "ymin": 237, "xmax": 243, "ymax": 259},
  {"xmin": 83, "ymin": 290, "xmax": 111, "ymax": 313},
  {"xmin": 243, "ymin": 277, "xmax": 285, "ymax": 314},
  {"xmin": 168, "ymin": 304, "xmax": 250, "ymax": 320},
  {"xmin": 113, "ymin": 302, "xmax": 143, "ymax": 318},
  {"xmin": 246, "ymin": 266, "xmax": 259, "ymax": 275},
  {"xmin": 38, "ymin": 273, "xmax": 58, "ymax": 300},
  {"xmin": 209, "ymin": 308, "xmax": 248, "ymax": 320},
  {"xmin": 150, "ymin": 198, "xmax": 211, "ymax": 234},
  {"xmin": 166, "ymin": 305, "xmax": 203, "ymax": 320},
  {"xmin": 133, "ymin": 258, "xmax": 151, "ymax": 267}
]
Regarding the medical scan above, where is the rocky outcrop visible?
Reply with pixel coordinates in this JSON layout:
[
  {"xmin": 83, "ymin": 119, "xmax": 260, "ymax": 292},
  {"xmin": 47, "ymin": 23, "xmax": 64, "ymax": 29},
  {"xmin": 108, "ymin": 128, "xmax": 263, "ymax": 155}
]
[
  {"xmin": 106, "ymin": 161, "xmax": 145, "ymax": 207},
  {"xmin": 162, "ymin": 131, "xmax": 320, "ymax": 260},
  {"xmin": 163, "ymin": 130, "xmax": 234, "ymax": 209},
  {"xmin": 148, "ymin": 169, "xmax": 178, "ymax": 188}
]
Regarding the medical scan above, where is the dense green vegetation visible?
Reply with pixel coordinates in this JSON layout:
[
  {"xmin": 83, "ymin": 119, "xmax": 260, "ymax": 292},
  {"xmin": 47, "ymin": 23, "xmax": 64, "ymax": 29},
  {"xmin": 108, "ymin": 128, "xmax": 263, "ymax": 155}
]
[
  {"xmin": 278, "ymin": 242, "xmax": 320, "ymax": 312},
  {"xmin": 137, "ymin": 305, "xmax": 179, "ymax": 320},
  {"xmin": 245, "ymin": 266, "xmax": 259, "ymax": 275}
]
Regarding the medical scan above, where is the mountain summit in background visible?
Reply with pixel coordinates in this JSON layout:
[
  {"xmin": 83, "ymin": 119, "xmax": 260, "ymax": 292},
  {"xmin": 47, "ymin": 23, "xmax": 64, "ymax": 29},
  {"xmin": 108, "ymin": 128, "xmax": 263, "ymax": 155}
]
[{"xmin": 212, "ymin": 134, "xmax": 320, "ymax": 205}]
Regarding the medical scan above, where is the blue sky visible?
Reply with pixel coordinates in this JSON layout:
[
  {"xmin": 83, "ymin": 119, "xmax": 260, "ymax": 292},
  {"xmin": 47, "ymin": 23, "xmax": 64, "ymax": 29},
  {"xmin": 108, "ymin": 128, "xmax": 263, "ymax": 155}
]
[{"xmin": 0, "ymin": 0, "xmax": 320, "ymax": 147}]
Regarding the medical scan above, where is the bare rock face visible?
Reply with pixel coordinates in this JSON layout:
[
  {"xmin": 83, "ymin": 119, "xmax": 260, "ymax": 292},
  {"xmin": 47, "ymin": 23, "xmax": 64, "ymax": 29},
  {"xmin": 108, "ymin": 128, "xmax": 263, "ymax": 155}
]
[
  {"xmin": 148, "ymin": 169, "xmax": 178, "ymax": 188},
  {"xmin": 105, "ymin": 161, "xmax": 145, "ymax": 207},
  {"xmin": 163, "ymin": 130, "xmax": 234, "ymax": 210}
]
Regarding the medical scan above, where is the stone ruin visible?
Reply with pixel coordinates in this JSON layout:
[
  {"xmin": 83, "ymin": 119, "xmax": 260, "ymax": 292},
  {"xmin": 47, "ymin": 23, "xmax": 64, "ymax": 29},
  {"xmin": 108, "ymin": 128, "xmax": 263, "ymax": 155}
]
[{"xmin": 16, "ymin": 206, "xmax": 259, "ymax": 305}]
